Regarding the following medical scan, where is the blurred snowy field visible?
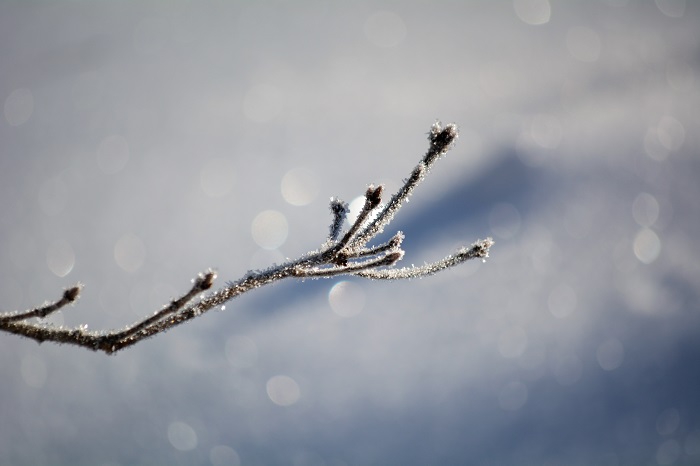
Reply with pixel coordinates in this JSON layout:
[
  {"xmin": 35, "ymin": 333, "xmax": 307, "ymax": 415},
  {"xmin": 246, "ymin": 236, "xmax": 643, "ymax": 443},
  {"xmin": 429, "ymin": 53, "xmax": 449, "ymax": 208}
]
[{"xmin": 1, "ymin": 1, "xmax": 699, "ymax": 465}]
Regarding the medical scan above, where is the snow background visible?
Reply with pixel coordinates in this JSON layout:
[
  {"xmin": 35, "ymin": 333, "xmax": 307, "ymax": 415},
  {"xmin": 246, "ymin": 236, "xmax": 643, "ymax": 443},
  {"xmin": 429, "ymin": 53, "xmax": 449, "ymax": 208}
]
[{"xmin": 1, "ymin": 1, "xmax": 699, "ymax": 465}]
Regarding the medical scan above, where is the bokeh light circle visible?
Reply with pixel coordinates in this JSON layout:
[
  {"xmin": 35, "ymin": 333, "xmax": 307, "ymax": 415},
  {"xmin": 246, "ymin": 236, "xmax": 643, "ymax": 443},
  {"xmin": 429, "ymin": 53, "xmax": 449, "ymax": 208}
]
[
  {"xmin": 210, "ymin": 445, "xmax": 241, "ymax": 466},
  {"xmin": 200, "ymin": 157, "xmax": 237, "ymax": 198},
  {"xmin": 114, "ymin": 233, "xmax": 146, "ymax": 273},
  {"xmin": 167, "ymin": 421, "xmax": 198, "ymax": 451},
  {"xmin": 251, "ymin": 210, "xmax": 288, "ymax": 250},
  {"xmin": 596, "ymin": 339, "xmax": 625, "ymax": 371},
  {"xmin": 281, "ymin": 167, "xmax": 318, "ymax": 206},
  {"xmin": 329, "ymin": 281, "xmax": 366, "ymax": 318},
  {"xmin": 46, "ymin": 239, "xmax": 75, "ymax": 277},
  {"xmin": 633, "ymin": 228, "xmax": 661, "ymax": 264},
  {"xmin": 266, "ymin": 375, "xmax": 301, "ymax": 406},
  {"xmin": 513, "ymin": 0, "xmax": 551, "ymax": 25},
  {"xmin": 632, "ymin": 193, "xmax": 660, "ymax": 227}
]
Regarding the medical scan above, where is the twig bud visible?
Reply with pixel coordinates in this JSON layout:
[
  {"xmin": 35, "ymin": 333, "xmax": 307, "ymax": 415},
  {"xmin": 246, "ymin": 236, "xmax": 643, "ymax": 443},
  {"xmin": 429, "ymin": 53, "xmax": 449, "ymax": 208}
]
[
  {"xmin": 365, "ymin": 184, "xmax": 383, "ymax": 209},
  {"xmin": 384, "ymin": 250, "xmax": 404, "ymax": 265},
  {"xmin": 474, "ymin": 237, "xmax": 494, "ymax": 258},
  {"xmin": 194, "ymin": 270, "xmax": 217, "ymax": 290},
  {"xmin": 330, "ymin": 198, "xmax": 349, "ymax": 216},
  {"xmin": 63, "ymin": 285, "xmax": 82, "ymax": 303},
  {"xmin": 426, "ymin": 121, "xmax": 459, "ymax": 165}
]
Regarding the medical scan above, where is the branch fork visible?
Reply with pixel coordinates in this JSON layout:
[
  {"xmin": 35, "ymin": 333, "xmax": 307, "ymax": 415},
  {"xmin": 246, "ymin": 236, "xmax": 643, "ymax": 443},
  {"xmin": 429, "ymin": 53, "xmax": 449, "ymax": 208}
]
[{"xmin": 0, "ymin": 122, "xmax": 493, "ymax": 354}]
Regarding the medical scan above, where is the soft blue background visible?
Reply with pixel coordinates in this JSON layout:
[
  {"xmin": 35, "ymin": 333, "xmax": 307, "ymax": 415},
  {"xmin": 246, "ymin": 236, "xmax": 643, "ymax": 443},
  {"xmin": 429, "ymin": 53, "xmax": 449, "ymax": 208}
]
[{"xmin": 1, "ymin": 1, "xmax": 699, "ymax": 465}]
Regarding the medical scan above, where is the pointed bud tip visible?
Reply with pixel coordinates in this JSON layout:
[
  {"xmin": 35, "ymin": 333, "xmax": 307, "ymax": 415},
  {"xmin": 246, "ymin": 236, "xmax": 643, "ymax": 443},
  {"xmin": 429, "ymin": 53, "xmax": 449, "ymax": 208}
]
[
  {"xmin": 425, "ymin": 122, "xmax": 459, "ymax": 165},
  {"xmin": 475, "ymin": 238, "xmax": 494, "ymax": 258},
  {"xmin": 195, "ymin": 270, "xmax": 217, "ymax": 290},
  {"xmin": 386, "ymin": 250, "xmax": 405, "ymax": 264},
  {"xmin": 63, "ymin": 285, "xmax": 82, "ymax": 302},
  {"xmin": 389, "ymin": 231, "xmax": 405, "ymax": 248},
  {"xmin": 430, "ymin": 121, "xmax": 459, "ymax": 146},
  {"xmin": 366, "ymin": 184, "xmax": 383, "ymax": 209},
  {"xmin": 330, "ymin": 197, "xmax": 349, "ymax": 214}
]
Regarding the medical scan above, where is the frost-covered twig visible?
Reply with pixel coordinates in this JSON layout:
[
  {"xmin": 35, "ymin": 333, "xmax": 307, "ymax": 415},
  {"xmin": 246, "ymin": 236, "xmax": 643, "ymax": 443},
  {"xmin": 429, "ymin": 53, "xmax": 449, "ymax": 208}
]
[
  {"xmin": 328, "ymin": 198, "xmax": 349, "ymax": 242},
  {"xmin": 0, "ymin": 285, "xmax": 82, "ymax": 322},
  {"xmin": 0, "ymin": 121, "xmax": 493, "ymax": 354}
]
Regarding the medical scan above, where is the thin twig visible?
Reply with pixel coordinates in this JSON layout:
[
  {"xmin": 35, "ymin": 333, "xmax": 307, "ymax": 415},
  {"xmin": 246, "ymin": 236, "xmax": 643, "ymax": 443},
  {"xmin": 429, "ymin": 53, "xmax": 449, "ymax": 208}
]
[
  {"xmin": 329, "ymin": 184, "xmax": 384, "ymax": 258},
  {"xmin": 294, "ymin": 251, "xmax": 404, "ymax": 278},
  {"xmin": 351, "ymin": 232, "xmax": 404, "ymax": 258},
  {"xmin": 355, "ymin": 238, "xmax": 494, "ymax": 280},
  {"xmin": 328, "ymin": 198, "xmax": 349, "ymax": 242},
  {"xmin": 350, "ymin": 122, "xmax": 458, "ymax": 249},
  {"xmin": 111, "ymin": 270, "xmax": 216, "ymax": 342},
  {"xmin": 0, "ymin": 121, "xmax": 493, "ymax": 354},
  {"xmin": 0, "ymin": 285, "xmax": 82, "ymax": 323}
]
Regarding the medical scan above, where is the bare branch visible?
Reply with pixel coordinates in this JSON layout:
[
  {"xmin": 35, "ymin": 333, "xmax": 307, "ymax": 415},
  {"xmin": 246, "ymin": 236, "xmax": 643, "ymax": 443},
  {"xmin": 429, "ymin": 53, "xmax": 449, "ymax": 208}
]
[
  {"xmin": 0, "ymin": 284, "xmax": 82, "ymax": 323},
  {"xmin": 0, "ymin": 121, "xmax": 493, "ymax": 354},
  {"xmin": 355, "ymin": 238, "xmax": 494, "ymax": 280},
  {"xmin": 110, "ymin": 270, "xmax": 216, "ymax": 342},
  {"xmin": 328, "ymin": 198, "xmax": 349, "ymax": 242}
]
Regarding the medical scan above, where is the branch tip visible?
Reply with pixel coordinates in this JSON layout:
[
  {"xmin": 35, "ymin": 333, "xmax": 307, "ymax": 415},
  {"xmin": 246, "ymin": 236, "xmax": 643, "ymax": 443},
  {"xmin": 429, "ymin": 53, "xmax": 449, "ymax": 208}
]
[
  {"xmin": 385, "ymin": 250, "xmax": 404, "ymax": 265},
  {"xmin": 328, "ymin": 197, "xmax": 349, "ymax": 242},
  {"xmin": 330, "ymin": 197, "xmax": 349, "ymax": 214},
  {"xmin": 471, "ymin": 237, "xmax": 494, "ymax": 259},
  {"xmin": 429, "ymin": 121, "xmax": 458, "ymax": 145},
  {"xmin": 63, "ymin": 284, "xmax": 82, "ymax": 303},
  {"xmin": 389, "ymin": 231, "xmax": 404, "ymax": 249},
  {"xmin": 426, "ymin": 121, "xmax": 458, "ymax": 165},
  {"xmin": 365, "ymin": 184, "xmax": 383, "ymax": 209},
  {"xmin": 194, "ymin": 270, "xmax": 217, "ymax": 290}
]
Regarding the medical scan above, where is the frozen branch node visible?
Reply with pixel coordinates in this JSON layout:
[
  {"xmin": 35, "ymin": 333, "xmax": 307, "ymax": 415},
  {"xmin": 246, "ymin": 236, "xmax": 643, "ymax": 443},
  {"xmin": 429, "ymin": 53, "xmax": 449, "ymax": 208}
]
[{"xmin": 0, "ymin": 121, "xmax": 493, "ymax": 354}]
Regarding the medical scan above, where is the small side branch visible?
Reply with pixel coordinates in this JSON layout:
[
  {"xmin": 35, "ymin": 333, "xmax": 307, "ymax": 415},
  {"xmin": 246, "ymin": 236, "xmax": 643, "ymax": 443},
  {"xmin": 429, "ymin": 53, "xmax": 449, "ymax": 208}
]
[
  {"xmin": 328, "ymin": 198, "xmax": 349, "ymax": 242},
  {"xmin": 109, "ymin": 270, "xmax": 216, "ymax": 343},
  {"xmin": 355, "ymin": 238, "xmax": 493, "ymax": 280},
  {"xmin": 350, "ymin": 122, "xmax": 458, "ymax": 248},
  {"xmin": 0, "ymin": 121, "xmax": 493, "ymax": 354},
  {"xmin": 338, "ymin": 184, "xmax": 383, "ymax": 248},
  {"xmin": 0, "ymin": 285, "xmax": 82, "ymax": 323},
  {"xmin": 352, "ymin": 232, "xmax": 404, "ymax": 259}
]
